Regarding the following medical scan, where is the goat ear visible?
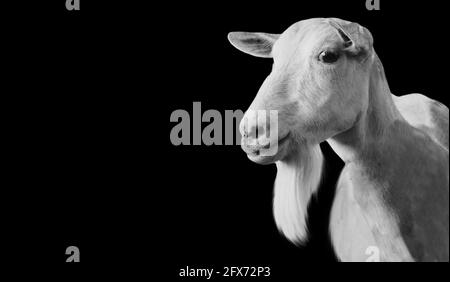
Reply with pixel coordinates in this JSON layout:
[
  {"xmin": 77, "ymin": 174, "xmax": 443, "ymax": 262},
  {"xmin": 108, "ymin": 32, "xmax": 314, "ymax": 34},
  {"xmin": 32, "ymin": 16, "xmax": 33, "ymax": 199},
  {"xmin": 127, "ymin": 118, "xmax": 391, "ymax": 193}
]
[
  {"xmin": 330, "ymin": 20, "xmax": 373, "ymax": 59},
  {"xmin": 227, "ymin": 32, "xmax": 279, "ymax": 58}
]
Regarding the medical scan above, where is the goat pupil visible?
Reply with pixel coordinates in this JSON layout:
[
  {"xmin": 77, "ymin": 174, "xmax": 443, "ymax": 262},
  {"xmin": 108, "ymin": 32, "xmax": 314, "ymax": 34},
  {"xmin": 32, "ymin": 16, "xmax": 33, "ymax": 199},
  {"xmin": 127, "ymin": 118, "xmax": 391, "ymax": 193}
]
[{"xmin": 320, "ymin": 51, "xmax": 339, "ymax": 63}]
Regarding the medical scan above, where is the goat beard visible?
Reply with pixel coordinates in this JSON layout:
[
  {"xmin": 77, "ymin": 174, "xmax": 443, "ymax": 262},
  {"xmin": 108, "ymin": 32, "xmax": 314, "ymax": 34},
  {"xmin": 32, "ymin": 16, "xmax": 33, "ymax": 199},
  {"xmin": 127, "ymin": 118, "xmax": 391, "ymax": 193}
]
[{"xmin": 273, "ymin": 142, "xmax": 324, "ymax": 245}]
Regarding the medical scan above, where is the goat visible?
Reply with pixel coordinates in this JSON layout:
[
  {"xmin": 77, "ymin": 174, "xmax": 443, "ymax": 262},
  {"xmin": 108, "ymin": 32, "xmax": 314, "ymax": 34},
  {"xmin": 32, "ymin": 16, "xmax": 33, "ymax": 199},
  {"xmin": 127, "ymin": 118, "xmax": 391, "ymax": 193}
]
[{"xmin": 228, "ymin": 18, "xmax": 449, "ymax": 261}]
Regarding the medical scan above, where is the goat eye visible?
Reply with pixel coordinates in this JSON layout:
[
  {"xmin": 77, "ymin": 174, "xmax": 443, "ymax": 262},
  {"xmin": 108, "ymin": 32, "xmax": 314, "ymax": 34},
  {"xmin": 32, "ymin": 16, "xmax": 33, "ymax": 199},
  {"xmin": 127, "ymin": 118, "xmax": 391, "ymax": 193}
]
[{"xmin": 319, "ymin": 50, "xmax": 340, "ymax": 64}]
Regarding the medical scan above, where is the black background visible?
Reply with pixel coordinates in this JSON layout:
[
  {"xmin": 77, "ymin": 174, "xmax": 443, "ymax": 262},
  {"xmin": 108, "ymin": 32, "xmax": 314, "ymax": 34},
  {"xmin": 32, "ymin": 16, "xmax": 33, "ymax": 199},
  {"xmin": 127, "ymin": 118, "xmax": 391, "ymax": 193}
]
[{"xmin": 4, "ymin": 0, "xmax": 448, "ymax": 278}]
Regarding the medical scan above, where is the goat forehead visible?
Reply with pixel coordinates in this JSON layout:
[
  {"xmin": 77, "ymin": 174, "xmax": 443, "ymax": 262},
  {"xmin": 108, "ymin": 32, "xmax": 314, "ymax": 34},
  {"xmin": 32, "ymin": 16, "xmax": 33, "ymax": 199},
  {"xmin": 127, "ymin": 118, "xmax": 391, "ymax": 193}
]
[{"xmin": 273, "ymin": 18, "xmax": 339, "ymax": 60}]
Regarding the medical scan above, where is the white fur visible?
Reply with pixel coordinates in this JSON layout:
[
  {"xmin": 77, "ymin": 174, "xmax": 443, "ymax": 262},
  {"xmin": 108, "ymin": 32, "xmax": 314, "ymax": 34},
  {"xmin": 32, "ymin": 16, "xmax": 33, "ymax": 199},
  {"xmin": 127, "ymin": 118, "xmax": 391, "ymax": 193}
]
[
  {"xmin": 330, "ymin": 167, "xmax": 414, "ymax": 261},
  {"xmin": 273, "ymin": 144, "xmax": 323, "ymax": 244}
]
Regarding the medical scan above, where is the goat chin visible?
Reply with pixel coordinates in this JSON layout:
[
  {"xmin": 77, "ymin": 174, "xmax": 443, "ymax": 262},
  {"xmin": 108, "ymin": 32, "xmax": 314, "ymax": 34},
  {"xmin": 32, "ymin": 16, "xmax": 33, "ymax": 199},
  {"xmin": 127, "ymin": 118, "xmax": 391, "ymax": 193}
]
[{"xmin": 273, "ymin": 143, "xmax": 324, "ymax": 245}]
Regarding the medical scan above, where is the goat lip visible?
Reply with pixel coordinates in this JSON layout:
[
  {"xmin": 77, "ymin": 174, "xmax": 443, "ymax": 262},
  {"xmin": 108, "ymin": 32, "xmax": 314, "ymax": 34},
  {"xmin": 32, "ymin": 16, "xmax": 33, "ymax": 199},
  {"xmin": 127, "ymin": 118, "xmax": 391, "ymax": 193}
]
[
  {"xmin": 242, "ymin": 132, "xmax": 291, "ymax": 152},
  {"xmin": 241, "ymin": 142, "xmax": 260, "ymax": 156},
  {"xmin": 246, "ymin": 141, "xmax": 290, "ymax": 165},
  {"xmin": 241, "ymin": 132, "xmax": 291, "ymax": 164}
]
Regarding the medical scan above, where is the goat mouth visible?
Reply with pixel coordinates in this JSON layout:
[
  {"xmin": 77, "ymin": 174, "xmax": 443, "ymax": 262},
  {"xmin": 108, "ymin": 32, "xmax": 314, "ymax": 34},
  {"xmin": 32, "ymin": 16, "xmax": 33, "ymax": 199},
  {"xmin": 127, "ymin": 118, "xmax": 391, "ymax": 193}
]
[{"xmin": 241, "ymin": 132, "xmax": 291, "ymax": 163}]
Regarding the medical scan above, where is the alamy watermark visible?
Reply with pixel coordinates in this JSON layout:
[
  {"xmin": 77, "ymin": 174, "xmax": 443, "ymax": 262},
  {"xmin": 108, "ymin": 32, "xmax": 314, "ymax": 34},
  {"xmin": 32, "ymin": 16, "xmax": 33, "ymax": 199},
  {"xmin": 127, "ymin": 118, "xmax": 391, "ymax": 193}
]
[
  {"xmin": 65, "ymin": 246, "xmax": 80, "ymax": 262},
  {"xmin": 169, "ymin": 102, "xmax": 280, "ymax": 156},
  {"xmin": 365, "ymin": 246, "xmax": 380, "ymax": 262},
  {"xmin": 366, "ymin": 0, "xmax": 380, "ymax": 10},
  {"xmin": 170, "ymin": 102, "xmax": 244, "ymax": 146},
  {"xmin": 66, "ymin": 0, "xmax": 80, "ymax": 11}
]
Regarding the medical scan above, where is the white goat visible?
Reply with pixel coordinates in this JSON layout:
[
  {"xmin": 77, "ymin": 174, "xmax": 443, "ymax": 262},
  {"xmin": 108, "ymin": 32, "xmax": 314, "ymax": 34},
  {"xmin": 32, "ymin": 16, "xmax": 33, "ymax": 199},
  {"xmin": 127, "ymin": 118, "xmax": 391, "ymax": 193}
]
[{"xmin": 228, "ymin": 18, "xmax": 449, "ymax": 262}]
